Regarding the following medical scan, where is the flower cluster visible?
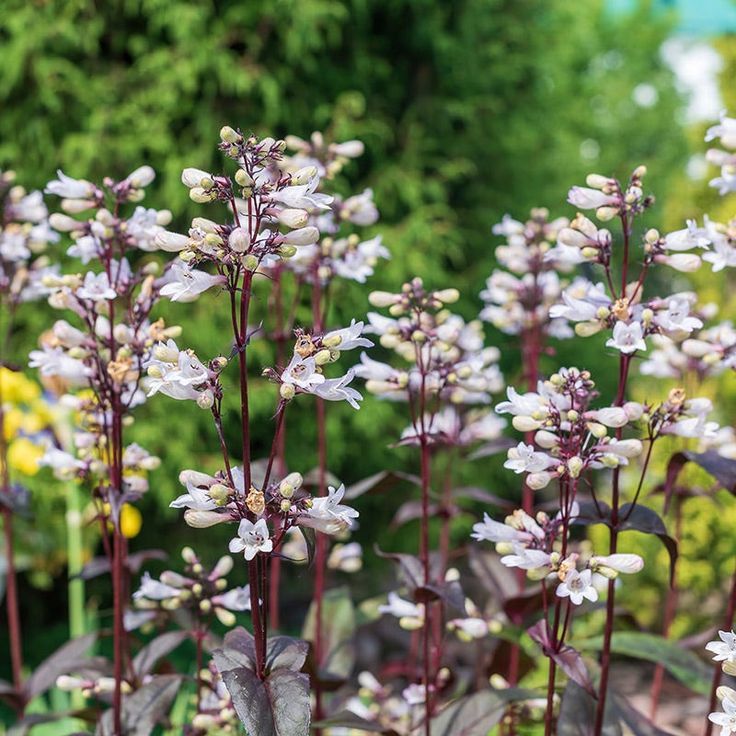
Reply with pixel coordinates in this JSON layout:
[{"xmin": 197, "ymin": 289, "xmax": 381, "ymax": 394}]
[
  {"xmin": 131, "ymin": 547, "xmax": 250, "ymax": 629},
  {"xmin": 707, "ymin": 630, "xmax": 736, "ymax": 734},
  {"xmin": 0, "ymin": 169, "xmax": 58, "ymax": 306},
  {"xmin": 275, "ymin": 132, "xmax": 387, "ymax": 285},
  {"xmin": 155, "ymin": 128, "xmax": 335, "ymax": 283},
  {"xmin": 356, "ymin": 277, "xmax": 505, "ymax": 448},
  {"xmin": 705, "ymin": 112, "xmax": 736, "ymax": 195},
  {"xmin": 267, "ymin": 319, "xmax": 373, "ymax": 409},
  {"xmin": 190, "ymin": 663, "xmax": 238, "ymax": 735},
  {"xmin": 480, "ymin": 208, "xmax": 573, "ymax": 341}
]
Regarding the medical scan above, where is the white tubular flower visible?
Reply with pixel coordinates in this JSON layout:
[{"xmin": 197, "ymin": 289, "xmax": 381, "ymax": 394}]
[
  {"xmin": 703, "ymin": 239, "xmax": 736, "ymax": 272},
  {"xmin": 181, "ymin": 168, "xmax": 213, "ymax": 189},
  {"xmin": 327, "ymin": 542, "xmax": 363, "ymax": 573},
  {"xmin": 379, "ymin": 592, "xmax": 424, "ymax": 629},
  {"xmin": 448, "ymin": 617, "xmax": 489, "ymax": 641},
  {"xmin": 281, "ymin": 355, "xmax": 325, "ymax": 391},
  {"xmin": 301, "ymin": 484, "xmax": 359, "ymax": 535},
  {"xmin": 495, "ymin": 386, "xmax": 547, "ymax": 417},
  {"xmin": 567, "ymin": 186, "xmax": 619, "ymax": 210},
  {"xmin": 603, "ymin": 438, "xmax": 643, "ymax": 458},
  {"xmin": 504, "ymin": 442, "xmax": 555, "ymax": 474},
  {"xmin": 45, "ymin": 170, "xmax": 96, "ymax": 199},
  {"xmin": 213, "ymin": 586, "xmax": 251, "ymax": 612},
  {"xmin": 342, "ymin": 188, "xmax": 379, "ymax": 226},
  {"xmin": 589, "ymin": 407, "xmax": 629, "ymax": 428},
  {"xmin": 605, "ymin": 321, "xmax": 646, "ymax": 354},
  {"xmin": 159, "ymin": 261, "xmax": 226, "ymax": 302},
  {"xmin": 709, "ymin": 686, "xmax": 736, "ymax": 735},
  {"xmin": 76, "ymin": 271, "xmax": 117, "ymax": 301},
  {"xmin": 657, "ymin": 253, "xmax": 703, "ymax": 272},
  {"xmin": 147, "ymin": 346, "xmax": 210, "ymax": 401},
  {"xmin": 655, "ymin": 298, "xmax": 703, "ymax": 334},
  {"xmin": 37, "ymin": 447, "xmax": 85, "ymax": 479},
  {"xmin": 500, "ymin": 546, "xmax": 552, "ymax": 572},
  {"xmin": 706, "ymin": 631, "xmax": 736, "ymax": 664},
  {"xmin": 322, "ymin": 320, "xmax": 374, "ymax": 351},
  {"xmin": 29, "ymin": 346, "xmax": 90, "ymax": 385},
  {"xmin": 228, "ymin": 519, "xmax": 273, "ymax": 561},
  {"xmin": 556, "ymin": 568, "xmax": 598, "ymax": 606},
  {"xmin": 589, "ymin": 553, "xmax": 644, "ymax": 578},
  {"xmin": 133, "ymin": 572, "xmax": 180, "ymax": 601},
  {"xmin": 271, "ymin": 174, "xmax": 333, "ymax": 210},
  {"xmin": 312, "ymin": 370, "xmax": 364, "ymax": 410},
  {"xmin": 706, "ymin": 112, "xmax": 736, "ymax": 147}
]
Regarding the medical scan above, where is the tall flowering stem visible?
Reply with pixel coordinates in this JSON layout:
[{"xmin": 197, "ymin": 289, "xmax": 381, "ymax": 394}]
[
  {"xmin": 359, "ymin": 277, "xmax": 505, "ymax": 732},
  {"xmin": 0, "ymin": 170, "xmax": 61, "ymax": 703},
  {"xmin": 150, "ymin": 125, "xmax": 365, "ymax": 735},
  {"xmin": 33, "ymin": 164, "xmax": 173, "ymax": 730}
]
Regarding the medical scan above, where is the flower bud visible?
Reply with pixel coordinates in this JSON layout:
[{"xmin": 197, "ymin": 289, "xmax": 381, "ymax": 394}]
[
  {"xmin": 282, "ymin": 226, "xmax": 319, "ymax": 246},
  {"xmin": 184, "ymin": 510, "xmax": 228, "ymax": 528},
  {"xmin": 279, "ymin": 472, "xmax": 303, "ymax": 498},
  {"xmin": 575, "ymin": 321, "xmax": 603, "ymax": 337},
  {"xmin": 512, "ymin": 416, "xmax": 542, "ymax": 432},
  {"xmin": 127, "ymin": 165, "xmax": 156, "ymax": 188},
  {"xmin": 314, "ymin": 349, "xmax": 332, "ymax": 365},
  {"xmin": 585, "ymin": 173, "xmax": 613, "ymax": 189},
  {"xmin": 220, "ymin": 126, "xmax": 241, "ymax": 144},
  {"xmin": 277, "ymin": 208, "xmax": 309, "ymax": 229},
  {"xmin": 234, "ymin": 168, "xmax": 254, "ymax": 187},
  {"xmin": 596, "ymin": 206, "xmax": 618, "ymax": 222},
  {"xmin": 228, "ymin": 227, "xmax": 249, "ymax": 253},
  {"xmin": 49, "ymin": 213, "xmax": 80, "ymax": 232},
  {"xmin": 215, "ymin": 607, "xmax": 236, "ymax": 627},
  {"xmin": 368, "ymin": 291, "xmax": 399, "ymax": 307},
  {"xmin": 434, "ymin": 288, "xmax": 460, "ymax": 304},
  {"xmin": 567, "ymin": 456, "xmax": 584, "ymax": 478},
  {"xmin": 181, "ymin": 168, "xmax": 212, "ymax": 189},
  {"xmin": 197, "ymin": 389, "xmax": 215, "ymax": 410},
  {"xmin": 526, "ymin": 471, "xmax": 552, "ymax": 490},
  {"xmin": 280, "ymin": 383, "xmax": 296, "ymax": 401}
]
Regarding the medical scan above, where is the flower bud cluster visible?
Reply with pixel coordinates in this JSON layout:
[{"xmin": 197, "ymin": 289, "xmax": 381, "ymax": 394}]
[
  {"xmin": 155, "ymin": 129, "xmax": 333, "ymax": 282},
  {"xmin": 496, "ymin": 367, "xmax": 646, "ymax": 489},
  {"xmin": 0, "ymin": 170, "xmax": 59, "ymax": 304},
  {"xmin": 480, "ymin": 209, "xmax": 576, "ymax": 340},
  {"xmin": 192, "ymin": 662, "xmax": 238, "ymax": 735},
  {"xmin": 132, "ymin": 547, "xmax": 250, "ymax": 629},
  {"xmin": 271, "ymin": 132, "xmax": 387, "ymax": 285},
  {"xmin": 359, "ymin": 278, "xmax": 502, "ymax": 402},
  {"xmin": 567, "ymin": 166, "xmax": 651, "ymax": 222}
]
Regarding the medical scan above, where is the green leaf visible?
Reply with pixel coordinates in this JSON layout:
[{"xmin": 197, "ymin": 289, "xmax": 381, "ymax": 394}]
[{"xmin": 575, "ymin": 632, "xmax": 711, "ymax": 695}]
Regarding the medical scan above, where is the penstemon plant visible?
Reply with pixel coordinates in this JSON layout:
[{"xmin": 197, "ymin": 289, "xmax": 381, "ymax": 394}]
[
  {"xmin": 0, "ymin": 169, "xmax": 58, "ymax": 709},
  {"xmin": 5, "ymin": 113, "xmax": 736, "ymax": 736},
  {"xmin": 146, "ymin": 125, "xmax": 366, "ymax": 735}
]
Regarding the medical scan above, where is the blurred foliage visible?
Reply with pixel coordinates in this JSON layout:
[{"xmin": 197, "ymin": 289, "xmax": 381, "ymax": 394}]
[{"xmin": 5, "ymin": 0, "xmax": 728, "ymax": 682}]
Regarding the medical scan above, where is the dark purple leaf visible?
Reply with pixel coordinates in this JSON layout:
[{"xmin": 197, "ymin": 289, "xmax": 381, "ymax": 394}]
[
  {"xmin": 374, "ymin": 547, "xmax": 424, "ymax": 591},
  {"xmin": 663, "ymin": 450, "xmax": 736, "ymax": 512},
  {"xmin": 312, "ymin": 711, "xmax": 393, "ymax": 733},
  {"xmin": 390, "ymin": 500, "xmax": 439, "ymax": 529},
  {"xmin": 468, "ymin": 437, "xmax": 516, "ymax": 460},
  {"xmin": 611, "ymin": 694, "xmax": 677, "ymax": 736},
  {"xmin": 96, "ymin": 675, "xmax": 180, "ymax": 736},
  {"xmin": 24, "ymin": 632, "xmax": 97, "ymax": 701},
  {"xmin": 216, "ymin": 664, "xmax": 311, "ymax": 736},
  {"xmin": 527, "ymin": 621, "xmax": 595, "ymax": 696},
  {"xmin": 415, "ymin": 579, "xmax": 465, "ymax": 613},
  {"xmin": 468, "ymin": 546, "xmax": 519, "ymax": 599},
  {"xmin": 430, "ymin": 692, "xmax": 505, "ymax": 735},
  {"xmin": 265, "ymin": 636, "xmax": 309, "ymax": 673},
  {"xmin": 618, "ymin": 505, "xmax": 678, "ymax": 586},
  {"xmin": 503, "ymin": 586, "xmax": 544, "ymax": 621},
  {"xmin": 298, "ymin": 525, "xmax": 316, "ymax": 567},
  {"xmin": 557, "ymin": 682, "xmax": 621, "ymax": 736},
  {"xmin": 132, "ymin": 631, "xmax": 188, "ymax": 678},
  {"xmin": 79, "ymin": 549, "xmax": 167, "ymax": 581},
  {"xmin": 217, "ymin": 627, "xmax": 257, "ymax": 670}
]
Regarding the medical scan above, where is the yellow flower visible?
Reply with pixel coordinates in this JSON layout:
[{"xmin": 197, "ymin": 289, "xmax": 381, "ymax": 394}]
[
  {"xmin": 120, "ymin": 504, "xmax": 143, "ymax": 538},
  {"xmin": 0, "ymin": 367, "xmax": 41, "ymax": 404},
  {"xmin": 7, "ymin": 436, "xmax": 44, "ymax": 476},
  {"xmin": 3, "ymin": 408, "xmax": 23, "ymax": 441}
]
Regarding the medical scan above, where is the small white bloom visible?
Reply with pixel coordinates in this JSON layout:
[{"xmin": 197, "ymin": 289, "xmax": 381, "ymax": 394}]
[
  {"xmin": 556, "ymin": 568, "xmax": 598, "ymax": 606},
  {"xmin": 606, "ymin": 321, "xmax": 646, "ymax": 354},
  {"xmin": 706, "ymin": 630, "xmax": 736, "ymax": 664},
  {"xmin": 228, "ymin": 518, "xmax": 273, "ymax": 561}
]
